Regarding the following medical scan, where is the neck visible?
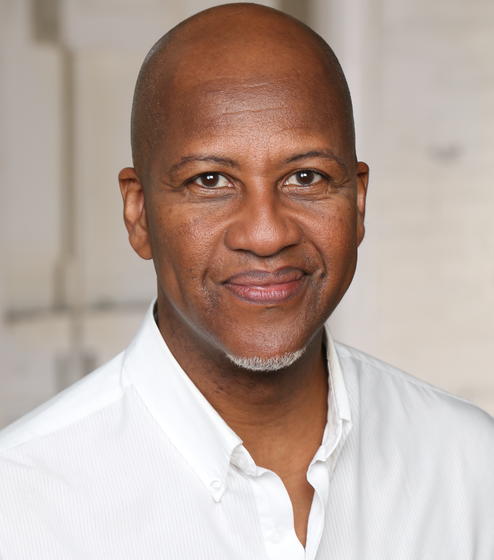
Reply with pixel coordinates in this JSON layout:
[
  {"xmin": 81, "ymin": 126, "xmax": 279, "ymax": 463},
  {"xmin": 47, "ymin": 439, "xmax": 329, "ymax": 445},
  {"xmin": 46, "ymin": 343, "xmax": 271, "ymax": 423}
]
[
  {"xmin": 156, "ymin": 302, "xmax": 329, "ymax": 471},
  {"xmin": 213, "ymin": 336, "xmax": 329, "ymax": 471}
]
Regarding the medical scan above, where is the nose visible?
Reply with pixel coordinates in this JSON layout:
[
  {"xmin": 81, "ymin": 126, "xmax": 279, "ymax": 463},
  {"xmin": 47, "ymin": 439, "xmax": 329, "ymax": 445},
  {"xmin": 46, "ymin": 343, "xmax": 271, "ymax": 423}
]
[{"xmin": 224, "ymin": 185, "xmax": 302, "ymax": 257}]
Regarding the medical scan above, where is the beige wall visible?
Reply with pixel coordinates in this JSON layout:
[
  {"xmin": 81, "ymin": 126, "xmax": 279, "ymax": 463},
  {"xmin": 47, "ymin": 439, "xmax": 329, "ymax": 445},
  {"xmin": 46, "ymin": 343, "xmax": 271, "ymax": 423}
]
[
  {"xmin": 1, "ymin": 0, "xmax": 493, "ymax": 428},
  {"xmin": 321, "ymin": 0, "xmax": 494, "ymax": 413}
]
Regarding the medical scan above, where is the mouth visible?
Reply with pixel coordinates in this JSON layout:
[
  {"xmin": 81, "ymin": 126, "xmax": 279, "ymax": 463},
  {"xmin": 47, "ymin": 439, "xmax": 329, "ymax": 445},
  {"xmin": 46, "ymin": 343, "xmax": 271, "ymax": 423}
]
[{"xmin": 222, "ymin": 267, "xmax": 307, "ymax": 305}]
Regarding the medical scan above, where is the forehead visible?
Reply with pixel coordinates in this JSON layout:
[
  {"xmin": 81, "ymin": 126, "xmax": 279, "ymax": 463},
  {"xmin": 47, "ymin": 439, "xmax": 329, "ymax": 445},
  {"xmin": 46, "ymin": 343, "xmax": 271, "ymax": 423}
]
[
  {"xmin": 179, "ymin": 73, "xmax": 329, "ymax": 117},
  {"xmin": 158, "ymin": 72, "xmax": 348, "ymax": 159}
]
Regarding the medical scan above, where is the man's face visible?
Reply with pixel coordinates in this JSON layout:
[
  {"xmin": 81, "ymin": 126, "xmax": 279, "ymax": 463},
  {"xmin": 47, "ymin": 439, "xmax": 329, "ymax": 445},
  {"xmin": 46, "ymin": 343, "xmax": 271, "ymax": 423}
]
[{"xmin": 122, "ymin": 71, "xmax": 368, "ymax": 365}]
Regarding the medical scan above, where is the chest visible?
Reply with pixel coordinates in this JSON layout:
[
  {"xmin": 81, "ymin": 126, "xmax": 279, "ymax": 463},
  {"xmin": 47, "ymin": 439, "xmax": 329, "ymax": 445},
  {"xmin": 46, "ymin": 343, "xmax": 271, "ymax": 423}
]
[{"xmin": 1, "ymin": 452, "xmax": 483, "ymax": 560}]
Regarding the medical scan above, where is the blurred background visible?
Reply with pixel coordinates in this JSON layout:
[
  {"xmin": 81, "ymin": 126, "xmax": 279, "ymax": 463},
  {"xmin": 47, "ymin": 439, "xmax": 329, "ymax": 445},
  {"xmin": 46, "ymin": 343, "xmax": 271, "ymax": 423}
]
[{"xmin": 1, "ymin": 0, "xmax": 493, "ymax": 428}]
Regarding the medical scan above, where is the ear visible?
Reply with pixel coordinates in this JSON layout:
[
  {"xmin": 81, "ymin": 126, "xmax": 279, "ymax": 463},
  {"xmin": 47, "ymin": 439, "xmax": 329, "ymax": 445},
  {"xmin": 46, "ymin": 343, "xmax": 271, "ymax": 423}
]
[
  {"xmin": 355, "ymin": 161, "xmax": 369, "ymax": 245},
  {"xmin": 118, "ymin": 167, "xmax": 153, "ymax": 260}
]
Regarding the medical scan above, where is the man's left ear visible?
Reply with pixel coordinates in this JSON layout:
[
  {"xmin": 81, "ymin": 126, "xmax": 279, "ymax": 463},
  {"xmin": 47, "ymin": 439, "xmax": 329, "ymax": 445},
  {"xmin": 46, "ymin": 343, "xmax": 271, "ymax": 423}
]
[{"xmin": 356, "ymin": 161, "xmax": 369, "ymax": 245}]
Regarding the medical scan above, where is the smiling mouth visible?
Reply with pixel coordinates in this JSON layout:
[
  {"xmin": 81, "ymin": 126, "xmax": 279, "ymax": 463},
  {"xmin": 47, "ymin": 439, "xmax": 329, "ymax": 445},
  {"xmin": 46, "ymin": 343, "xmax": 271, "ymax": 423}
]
[{"xmin": 223, "ymin": 267, "xmax": 307, "ymax": 304}]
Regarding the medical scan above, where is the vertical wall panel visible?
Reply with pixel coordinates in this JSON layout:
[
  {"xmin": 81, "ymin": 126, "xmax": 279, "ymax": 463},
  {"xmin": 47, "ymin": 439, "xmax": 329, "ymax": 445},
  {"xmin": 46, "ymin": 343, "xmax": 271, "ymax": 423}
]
[
  {"xmin": 0, "ymin": 0, "xmax": 282, "ymax": 428},
  {"xmin": 316, "ymin": 0, "xmax": 494, "ymax": 413}
]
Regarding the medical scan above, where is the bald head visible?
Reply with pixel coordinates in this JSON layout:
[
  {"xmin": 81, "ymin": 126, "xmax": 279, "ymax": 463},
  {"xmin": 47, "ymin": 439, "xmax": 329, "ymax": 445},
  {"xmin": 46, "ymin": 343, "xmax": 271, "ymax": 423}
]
[{"xmin": 130, "ymin": 3, "xmax": 355, "ymax": 181}]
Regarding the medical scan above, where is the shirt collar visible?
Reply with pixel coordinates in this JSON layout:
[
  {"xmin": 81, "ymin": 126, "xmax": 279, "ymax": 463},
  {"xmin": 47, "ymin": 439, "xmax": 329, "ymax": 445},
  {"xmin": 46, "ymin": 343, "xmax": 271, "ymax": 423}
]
[
  {"xmin": 314, "ymin": 331, "xmax": 352, "ymax": 464},
  {"xmin": 122, "ymin": 302, "xmax": 351, "ymax": 500},
  {"xmin": 122, "ymin": 302, "xmax": 241, "ymax": 502}
]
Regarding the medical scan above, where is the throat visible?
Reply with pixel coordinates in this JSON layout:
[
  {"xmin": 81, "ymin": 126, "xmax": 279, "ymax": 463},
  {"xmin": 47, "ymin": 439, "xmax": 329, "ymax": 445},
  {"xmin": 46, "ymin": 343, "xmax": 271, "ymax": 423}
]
[
  {"xmin": 202, "ymin": 332, "xmax": 330, "ymax": 468},
  {"xmin": 225, "ymin": 356, "xmax": 327, "ymax": 551},
  {"xmin": 221, "ymin": 344, "xmax": 329, "ymax": 475}
]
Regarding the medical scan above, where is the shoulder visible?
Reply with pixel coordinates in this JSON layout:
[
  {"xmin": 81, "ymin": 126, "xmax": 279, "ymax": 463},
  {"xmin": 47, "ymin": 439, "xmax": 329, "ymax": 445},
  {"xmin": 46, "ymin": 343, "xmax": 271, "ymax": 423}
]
[
  {"xmin": 335, "ymin": 341, "xmax": 494, "ymax": 453},
  {"xmin": 0, "ymin": 351, "xmax": 127, "ymax": 454}
]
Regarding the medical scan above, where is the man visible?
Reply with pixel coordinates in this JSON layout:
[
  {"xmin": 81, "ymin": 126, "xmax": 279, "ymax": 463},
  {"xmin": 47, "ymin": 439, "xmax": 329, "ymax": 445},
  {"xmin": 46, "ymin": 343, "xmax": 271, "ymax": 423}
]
[{"xmin": 0, "ymin": 3, "xmax": 492, "ymax": 559}]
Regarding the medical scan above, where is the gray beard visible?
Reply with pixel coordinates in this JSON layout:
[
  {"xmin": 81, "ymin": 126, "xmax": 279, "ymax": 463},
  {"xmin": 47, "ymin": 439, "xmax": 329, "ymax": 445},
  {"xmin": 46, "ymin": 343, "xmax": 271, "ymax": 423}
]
[{"xmin": 225, "ymin": 347, "xmax": 307, "ymax": 372}]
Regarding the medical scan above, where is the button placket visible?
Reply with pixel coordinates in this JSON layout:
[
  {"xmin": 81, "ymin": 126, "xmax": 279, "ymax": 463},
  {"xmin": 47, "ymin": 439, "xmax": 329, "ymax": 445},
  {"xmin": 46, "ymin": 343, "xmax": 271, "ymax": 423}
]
[{"xmin": 249, "ymin": 469, "xmax": 305, "ymax": 560}]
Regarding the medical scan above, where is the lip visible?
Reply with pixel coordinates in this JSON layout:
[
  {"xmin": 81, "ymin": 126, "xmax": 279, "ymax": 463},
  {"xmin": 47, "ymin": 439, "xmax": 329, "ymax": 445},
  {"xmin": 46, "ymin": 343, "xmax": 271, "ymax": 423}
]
[{"xmin": 223, "ymin": 267, "xmax": 307, "ymax": 304}]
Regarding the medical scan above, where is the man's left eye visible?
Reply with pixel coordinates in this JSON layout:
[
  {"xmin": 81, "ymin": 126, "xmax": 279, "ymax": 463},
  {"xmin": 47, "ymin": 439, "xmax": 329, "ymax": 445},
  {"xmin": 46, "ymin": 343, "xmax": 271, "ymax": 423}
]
[{"xmin": 284, "ymin": 170, "xmax": 324, "ymax": 186}]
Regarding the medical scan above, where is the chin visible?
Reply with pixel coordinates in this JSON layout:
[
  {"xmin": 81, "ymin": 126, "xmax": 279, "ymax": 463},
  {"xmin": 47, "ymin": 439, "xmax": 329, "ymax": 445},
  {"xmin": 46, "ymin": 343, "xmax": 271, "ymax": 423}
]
[{"xmin": 224, "ymin": 346, "xmax": 307, "ymax": 372}]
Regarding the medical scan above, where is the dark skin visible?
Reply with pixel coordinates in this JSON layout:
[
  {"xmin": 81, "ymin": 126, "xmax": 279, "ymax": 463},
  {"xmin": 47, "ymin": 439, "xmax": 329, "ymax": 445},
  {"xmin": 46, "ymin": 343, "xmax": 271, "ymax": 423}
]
[{"xmin": 119, "ymin": 4, "xmax": 368, "ymax": 547}]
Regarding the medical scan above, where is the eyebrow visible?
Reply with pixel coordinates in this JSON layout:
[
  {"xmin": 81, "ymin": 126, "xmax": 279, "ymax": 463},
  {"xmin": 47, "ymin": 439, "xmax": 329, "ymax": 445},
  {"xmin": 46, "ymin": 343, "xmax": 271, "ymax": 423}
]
[
  {"xmin": 169, "ymin": 155, "xmax": 237, "ymax": 175},
  {"xmin": 284, "ymin": 150, "xmax": 347, "ymax": 171},
  {"xmin": 168, "ymin": 149, "xmax": 347, "ymax": 176}
]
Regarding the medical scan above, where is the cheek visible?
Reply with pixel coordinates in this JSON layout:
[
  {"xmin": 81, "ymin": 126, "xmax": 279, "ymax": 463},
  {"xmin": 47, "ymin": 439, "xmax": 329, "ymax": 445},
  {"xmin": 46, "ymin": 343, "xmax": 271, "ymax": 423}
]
[
  {"xmin": 147, "ymin": 201, "xmax": 219, "ymax": 286},
  {"xmin": 308, "ymin": 197, "xmax": 359, "ymax": 256}
]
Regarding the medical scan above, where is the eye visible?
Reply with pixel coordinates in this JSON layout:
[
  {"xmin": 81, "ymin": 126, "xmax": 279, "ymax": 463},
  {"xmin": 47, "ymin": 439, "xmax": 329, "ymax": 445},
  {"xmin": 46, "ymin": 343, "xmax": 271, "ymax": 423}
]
[
  {"xmin": 284, "ymin": 169, "xmax": 325, "ymax": 187},
  {"xmin": 192, "ymin": 172, "xmax": 231, "ymax": 188}
]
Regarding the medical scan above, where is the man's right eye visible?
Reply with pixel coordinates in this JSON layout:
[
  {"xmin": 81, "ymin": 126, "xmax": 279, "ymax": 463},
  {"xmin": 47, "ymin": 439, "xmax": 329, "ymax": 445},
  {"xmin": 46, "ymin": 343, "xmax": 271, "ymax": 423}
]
[{"xmin": 192, "ymin": 173, "xmax": 231, "ymax": 188}]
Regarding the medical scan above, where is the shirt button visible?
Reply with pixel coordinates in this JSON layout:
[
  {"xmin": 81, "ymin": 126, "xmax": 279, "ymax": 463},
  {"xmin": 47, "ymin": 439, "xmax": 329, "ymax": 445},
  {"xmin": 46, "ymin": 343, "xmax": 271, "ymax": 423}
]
[{"xmin": 210, "ymin": 479, "xmax": 222, "ymax": 491}]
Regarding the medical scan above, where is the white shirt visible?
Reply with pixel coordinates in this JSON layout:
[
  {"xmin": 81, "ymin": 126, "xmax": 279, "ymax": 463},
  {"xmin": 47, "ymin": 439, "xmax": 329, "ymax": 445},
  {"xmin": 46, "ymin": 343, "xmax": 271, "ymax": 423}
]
[{"xmin": 0, "ymin": 304, "xmax": 493, "ymax": 560}]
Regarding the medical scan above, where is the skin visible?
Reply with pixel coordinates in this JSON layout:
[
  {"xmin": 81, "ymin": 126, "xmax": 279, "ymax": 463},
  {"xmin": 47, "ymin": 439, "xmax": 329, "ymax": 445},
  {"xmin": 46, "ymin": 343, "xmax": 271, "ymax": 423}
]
[{"xmin": 119, "ymin": 3, "xmax": 368, "ymax": 547}]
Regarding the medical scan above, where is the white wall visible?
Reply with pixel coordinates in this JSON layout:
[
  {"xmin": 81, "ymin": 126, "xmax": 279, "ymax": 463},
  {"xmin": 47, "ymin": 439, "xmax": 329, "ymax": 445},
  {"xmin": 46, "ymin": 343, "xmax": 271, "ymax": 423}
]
[
  {"xmin": 0, "ymin": 0, "xmax": 278, "ymax": 427},
  {"xmin": 320, "ymin": 0, "xmax": 494, "ymax": 412}
]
